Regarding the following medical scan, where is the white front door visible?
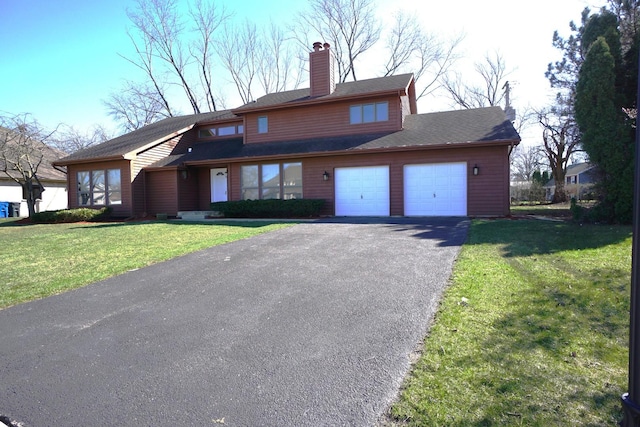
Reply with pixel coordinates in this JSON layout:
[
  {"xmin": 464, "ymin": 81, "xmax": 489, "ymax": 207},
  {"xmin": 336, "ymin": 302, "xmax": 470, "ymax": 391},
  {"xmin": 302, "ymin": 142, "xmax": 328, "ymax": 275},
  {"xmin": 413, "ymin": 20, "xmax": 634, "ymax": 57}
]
[
  {"xmin": 211, "ymin": 168, "xmax": 228, "ymax": 202},
  {"xmin": 335, "ymin": 166, "xmax": 390, "ymax": 216}
]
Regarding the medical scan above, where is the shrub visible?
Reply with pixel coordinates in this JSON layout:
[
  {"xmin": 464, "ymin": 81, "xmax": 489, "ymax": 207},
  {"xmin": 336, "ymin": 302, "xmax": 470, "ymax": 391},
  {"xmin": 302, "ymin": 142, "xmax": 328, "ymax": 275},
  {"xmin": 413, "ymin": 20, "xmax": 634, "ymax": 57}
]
[
  {"xmin": 32, "ymin": 207, "xmax": 112, "ymax": 223},
  {"xmin": 211, "ymin": 199, "xmax": 325, "ymax": 218}
]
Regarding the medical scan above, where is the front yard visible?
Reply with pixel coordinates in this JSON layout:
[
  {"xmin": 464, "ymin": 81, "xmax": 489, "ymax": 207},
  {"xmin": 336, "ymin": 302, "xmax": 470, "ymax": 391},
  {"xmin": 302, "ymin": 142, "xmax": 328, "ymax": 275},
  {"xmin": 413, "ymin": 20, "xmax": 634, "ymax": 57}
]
[
  {"xmin": 0, "ymin": 216, "xmax": 633, "ymax": 425},
  {"xmin": 388, "ymin": 218, "xmax": 631, "ymax": 426}
]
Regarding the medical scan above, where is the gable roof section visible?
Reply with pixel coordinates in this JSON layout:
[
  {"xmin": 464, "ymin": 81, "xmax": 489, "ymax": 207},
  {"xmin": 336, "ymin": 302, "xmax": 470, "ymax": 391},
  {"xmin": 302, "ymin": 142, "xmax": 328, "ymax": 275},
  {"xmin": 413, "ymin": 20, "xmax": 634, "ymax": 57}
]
[
  {"xmin": 55, "ymin": 110, "xmax": 236, "ymax": 165},
  {"xmin": 151, "ymin": 107, "xmax": 519, "ymax": 168},
  {"xmin": 232, "ymin": 73, "xmax": 415, "ymax": 113}
]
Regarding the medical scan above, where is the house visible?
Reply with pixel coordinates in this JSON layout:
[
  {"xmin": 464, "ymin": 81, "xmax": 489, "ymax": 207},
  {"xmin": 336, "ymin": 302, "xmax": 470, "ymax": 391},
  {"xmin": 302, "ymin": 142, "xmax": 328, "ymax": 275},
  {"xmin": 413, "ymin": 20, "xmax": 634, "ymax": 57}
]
[
  {"xmin": 544, "ymin": 163, "xmax": 598, "ymax": 201},
  {"xmin": 0, "ymin": 129, "xmax": 67, "ymax": 217},
  {"xmin": 54, "ymin": 43, "xmax": 520, "ymax": 218}
]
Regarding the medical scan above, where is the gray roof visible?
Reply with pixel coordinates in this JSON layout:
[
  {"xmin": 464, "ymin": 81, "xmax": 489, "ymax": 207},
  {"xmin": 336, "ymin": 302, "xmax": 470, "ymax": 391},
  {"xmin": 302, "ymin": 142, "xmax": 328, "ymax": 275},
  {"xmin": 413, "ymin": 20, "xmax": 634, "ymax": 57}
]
[
  {"xmin": 56, "ymin": 110, "xmax": 237, "ymax": 164},
  {"xmin": 153, "ymin": 107, "xmax": 519, "ymax": 167},
  {"xmin": 0, "ymin": 127, "xmax": 67, "ymax": 181},
  {"xmin": 233, "ymin": 73, "xmax": 414, "ymax": 112},
  {"xmin": 544, "ymin": 163, "xmax": 597, "ymax": 187}
]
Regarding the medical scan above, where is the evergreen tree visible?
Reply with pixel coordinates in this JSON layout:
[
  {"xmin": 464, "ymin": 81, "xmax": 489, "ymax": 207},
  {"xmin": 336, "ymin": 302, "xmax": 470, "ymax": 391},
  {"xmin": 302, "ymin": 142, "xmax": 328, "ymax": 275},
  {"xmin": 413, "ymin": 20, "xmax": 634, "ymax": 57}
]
[{"xmin": 575, "ymin": 10, "xmax": 636, "ymax": 223}]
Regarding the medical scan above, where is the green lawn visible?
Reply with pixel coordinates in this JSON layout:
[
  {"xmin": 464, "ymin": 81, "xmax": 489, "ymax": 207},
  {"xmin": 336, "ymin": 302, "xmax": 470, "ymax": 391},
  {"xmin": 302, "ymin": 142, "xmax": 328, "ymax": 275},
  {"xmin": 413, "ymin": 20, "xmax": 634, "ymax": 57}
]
[
  {"xmin": 388, "ymin": 219, "xmax": 632, "ymax": 426},
  {"xmin": 0, "ymin": 219, "xmax": 293, "ymax": 309}
]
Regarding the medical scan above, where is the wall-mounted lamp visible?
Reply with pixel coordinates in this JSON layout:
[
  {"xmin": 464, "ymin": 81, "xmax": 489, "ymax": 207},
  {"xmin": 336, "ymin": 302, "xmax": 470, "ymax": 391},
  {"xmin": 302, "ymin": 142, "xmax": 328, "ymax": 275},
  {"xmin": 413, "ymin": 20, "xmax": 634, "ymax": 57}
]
[
  {"xmin": 180, "ymin": 169, "xmax": 188, "ymax": 180},
  {"xmin": 473, "ymin": 164, "xmax": 479, "ymax": 176},
  {"xmin": 323, "ymin": 171, "xmax": 330, "ymax": 181}
]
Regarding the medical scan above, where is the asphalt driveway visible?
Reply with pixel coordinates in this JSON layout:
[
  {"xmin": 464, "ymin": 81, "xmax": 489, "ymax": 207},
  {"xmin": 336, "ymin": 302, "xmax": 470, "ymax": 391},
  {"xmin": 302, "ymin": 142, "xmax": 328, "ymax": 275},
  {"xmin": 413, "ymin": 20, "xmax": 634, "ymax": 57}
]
[{"xmin": 0, "ymin": 217, "xmax": 468, "ymax": 426}]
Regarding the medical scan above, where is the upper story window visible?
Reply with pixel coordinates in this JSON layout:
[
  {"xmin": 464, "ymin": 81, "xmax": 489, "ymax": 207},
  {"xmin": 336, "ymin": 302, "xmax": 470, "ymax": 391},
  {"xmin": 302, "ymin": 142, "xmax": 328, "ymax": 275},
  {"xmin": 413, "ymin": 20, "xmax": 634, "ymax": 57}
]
[
  {"xmin": 258, "ymin": 116, "xmax": 268, "ymax": 134},
  {"xmin": 198, "ymin": 124, "xmax": 243, "ymax": 139},
  {"xmin": 350, "ymin": 102, "xmax": 389, "ymax": 124}
]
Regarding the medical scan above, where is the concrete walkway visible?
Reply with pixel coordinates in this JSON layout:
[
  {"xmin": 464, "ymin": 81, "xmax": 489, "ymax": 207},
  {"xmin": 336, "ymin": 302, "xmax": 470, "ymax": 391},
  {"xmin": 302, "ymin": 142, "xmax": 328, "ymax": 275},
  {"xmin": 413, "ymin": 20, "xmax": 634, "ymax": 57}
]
[{"xmin": 0, "ymin": 217, "xmax": 468, "ymax": 426}]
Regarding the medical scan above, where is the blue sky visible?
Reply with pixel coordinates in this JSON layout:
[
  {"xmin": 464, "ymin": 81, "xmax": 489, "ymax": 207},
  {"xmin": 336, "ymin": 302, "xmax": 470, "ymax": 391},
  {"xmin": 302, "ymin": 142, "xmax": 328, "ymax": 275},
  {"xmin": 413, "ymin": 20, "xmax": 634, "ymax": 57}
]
[{"xmin": 1, "ymin": 0, "xmax": 595, "ymax": 143}]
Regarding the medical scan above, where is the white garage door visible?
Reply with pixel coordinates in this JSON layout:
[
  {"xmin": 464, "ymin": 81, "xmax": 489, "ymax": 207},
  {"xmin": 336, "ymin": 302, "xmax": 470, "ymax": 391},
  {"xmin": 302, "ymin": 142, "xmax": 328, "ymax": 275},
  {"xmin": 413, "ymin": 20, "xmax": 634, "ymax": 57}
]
[
  {"xmin": 335, "ymin": 166, "xmax": 390, "ymax": 216},
  {"xmin": 404, "ymin": 162, "xmax": 467, "ymax": 216}
]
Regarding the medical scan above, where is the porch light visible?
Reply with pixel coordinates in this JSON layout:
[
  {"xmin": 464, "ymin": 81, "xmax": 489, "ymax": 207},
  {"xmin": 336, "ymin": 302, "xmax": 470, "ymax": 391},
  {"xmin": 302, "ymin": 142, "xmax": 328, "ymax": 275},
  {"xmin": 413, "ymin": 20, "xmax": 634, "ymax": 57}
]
[
  {"xmin": 473, "ymin": 164, "xmax": 479, "ymax": 176},
  {"xmin": 323, "ymin": 171, "xmax": 330, "ymax": 181},
  {"xmin": 180, "ymin": 169, "xmax": 188, "ymax": 180}
]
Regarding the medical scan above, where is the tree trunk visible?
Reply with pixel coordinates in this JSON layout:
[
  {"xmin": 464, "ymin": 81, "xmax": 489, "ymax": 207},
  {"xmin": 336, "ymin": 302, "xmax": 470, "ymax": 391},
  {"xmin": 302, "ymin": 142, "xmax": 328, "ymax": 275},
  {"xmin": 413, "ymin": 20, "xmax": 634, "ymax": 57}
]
[{"xmin": 551, "ymin": 168, "xmax": 568, "ymax": 203}]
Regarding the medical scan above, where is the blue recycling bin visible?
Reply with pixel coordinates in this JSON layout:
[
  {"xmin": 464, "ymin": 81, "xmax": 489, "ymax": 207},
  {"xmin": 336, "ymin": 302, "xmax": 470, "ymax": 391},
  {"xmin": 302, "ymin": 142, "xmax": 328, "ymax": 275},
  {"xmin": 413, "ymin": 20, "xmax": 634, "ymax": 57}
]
[{"xmin": 0, "ymin": 202, "xmax": 8, "ymax": 218}]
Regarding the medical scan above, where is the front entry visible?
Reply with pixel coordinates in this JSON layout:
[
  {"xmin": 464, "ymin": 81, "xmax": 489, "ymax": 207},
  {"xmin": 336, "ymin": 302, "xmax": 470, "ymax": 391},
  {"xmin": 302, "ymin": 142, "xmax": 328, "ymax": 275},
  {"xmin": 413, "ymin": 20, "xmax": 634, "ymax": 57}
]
[{"xmin": 211, "ymin": 168, "xmax": 228, "ymax": 202}]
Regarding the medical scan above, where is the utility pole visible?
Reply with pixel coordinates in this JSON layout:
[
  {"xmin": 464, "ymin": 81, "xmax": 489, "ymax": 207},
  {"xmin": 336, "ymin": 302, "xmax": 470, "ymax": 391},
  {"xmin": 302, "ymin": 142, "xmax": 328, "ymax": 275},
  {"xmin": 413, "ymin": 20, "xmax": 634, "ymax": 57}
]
[{"xmin": 621, "ymin": 46, "xmax": 640, "ymax": 427}]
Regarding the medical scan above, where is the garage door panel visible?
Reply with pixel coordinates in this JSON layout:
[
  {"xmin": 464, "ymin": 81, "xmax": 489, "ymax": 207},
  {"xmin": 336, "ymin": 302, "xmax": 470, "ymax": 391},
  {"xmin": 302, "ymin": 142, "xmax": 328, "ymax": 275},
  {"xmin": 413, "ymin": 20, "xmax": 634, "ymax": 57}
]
[
  {"xmin": 404, "ymin": 163, "xmax": 467, "ymax": 216},
  {"xmin": 335, "ymin": 166, "xmax": 389, "ymax": 216}
]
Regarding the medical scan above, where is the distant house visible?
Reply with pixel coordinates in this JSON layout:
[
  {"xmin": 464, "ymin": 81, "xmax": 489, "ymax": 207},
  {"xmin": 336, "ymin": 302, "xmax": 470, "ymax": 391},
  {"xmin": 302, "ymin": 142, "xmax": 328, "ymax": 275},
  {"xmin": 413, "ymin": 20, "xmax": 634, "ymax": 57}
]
[
  {"xmin": 54, "ymin": 42, "xmax": 520, "ymax": 218},
  {"xmin": 0, "ymin": 131, "xmax": 67, "ymax": 217},
  {"xmin": 544, "ymin": 163, "xmax": 598, "ymax": 201}
]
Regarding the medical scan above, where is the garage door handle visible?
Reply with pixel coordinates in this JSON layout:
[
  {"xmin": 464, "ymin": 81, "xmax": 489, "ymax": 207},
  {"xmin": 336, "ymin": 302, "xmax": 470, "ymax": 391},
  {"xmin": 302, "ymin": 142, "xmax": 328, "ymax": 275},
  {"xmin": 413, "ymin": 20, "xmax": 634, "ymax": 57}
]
[
  {"xmin": 361, "ymin": 194, "xmax": 363, "ymax": 199},
  {"xmin": 433, "ymin": 193, "xmax": 436, "ymax": 198}
]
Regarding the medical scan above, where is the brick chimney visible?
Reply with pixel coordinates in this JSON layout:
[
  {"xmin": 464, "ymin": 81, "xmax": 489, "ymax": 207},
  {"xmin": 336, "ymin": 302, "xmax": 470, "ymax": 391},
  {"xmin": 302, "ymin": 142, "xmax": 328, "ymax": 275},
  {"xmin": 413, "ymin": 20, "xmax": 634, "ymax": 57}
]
[{"xmin": 309, "ymin": 42, "xmax": 335, "ymax": 97}]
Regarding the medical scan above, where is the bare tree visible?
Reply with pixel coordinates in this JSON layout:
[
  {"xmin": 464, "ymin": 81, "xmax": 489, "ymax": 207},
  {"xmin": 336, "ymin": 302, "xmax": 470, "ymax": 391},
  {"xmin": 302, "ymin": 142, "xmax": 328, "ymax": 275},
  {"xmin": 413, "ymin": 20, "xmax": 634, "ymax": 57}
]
[
  {"xmin": 109, "ymin": 0, "xmax": 230, "ymax": 127},
  {"xmin": 510, "ymin": 144, "xmax": 544, "ymax": 181},
  {"xmin": 538, "ymin": 109, "xmax": 582, "ymax": 203},
  {"xmin": 382, "ymin": 11, "xmax": 462, "ymax": 100},
  {"xmin": 293, "ymin": 0, "xmax": 381, "ymax": 82},
  {"xmin": 219, "ymin": 21, "xmax": 304, "ymax": 104},
  {"xmin": 51, "ymin": 124, "xmax": 112, "ymax": 154},
  {"xmin": 104, "ymin": 81, "xmax": 171, "ymax": 132},
  {"xmin": 218, "ymin": 20, "xmax": 259, "ymax": 104},
  {"xmin": 189, "ymin": 0, "xmax": 231, "ymax": 112},
  {"xmin": 0, "ymin": 113, "xmax": 57, "ymax": 217},
  {"xmin": 257, "ymin": 23, "xmax": 305, "ymax": 94},
  {"xmin": 443, "ymin": 51, "xmax": 511, "ymax": 109}
]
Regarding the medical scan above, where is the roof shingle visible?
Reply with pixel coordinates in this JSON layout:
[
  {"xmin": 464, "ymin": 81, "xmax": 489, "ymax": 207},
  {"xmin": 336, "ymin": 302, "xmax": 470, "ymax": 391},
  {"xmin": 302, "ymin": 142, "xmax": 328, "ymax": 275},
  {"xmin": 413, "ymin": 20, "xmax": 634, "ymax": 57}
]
[{"xmin": 152, "ymin": 106, "xmax": 519, "ymax": 167}]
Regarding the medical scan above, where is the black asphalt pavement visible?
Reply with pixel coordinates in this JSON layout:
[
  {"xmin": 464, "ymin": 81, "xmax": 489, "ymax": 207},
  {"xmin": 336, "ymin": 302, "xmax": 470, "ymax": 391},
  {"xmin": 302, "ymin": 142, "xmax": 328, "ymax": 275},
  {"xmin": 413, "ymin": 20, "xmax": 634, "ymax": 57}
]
[{"xmin": 0, "ymin": 217, "xmax": 468, "ymax": 427}]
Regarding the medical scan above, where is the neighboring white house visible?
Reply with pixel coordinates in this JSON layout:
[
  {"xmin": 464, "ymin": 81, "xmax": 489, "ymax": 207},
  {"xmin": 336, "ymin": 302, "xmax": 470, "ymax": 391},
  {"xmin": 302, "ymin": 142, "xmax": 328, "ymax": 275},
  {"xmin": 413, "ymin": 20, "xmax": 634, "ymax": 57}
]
[
  {"xmin": 0, "ymin": 177, "xmax": 67, "ymax": 217},
  {"xmin": 0, "ymin": 140, "xmax": 68, "ymax": 217}
]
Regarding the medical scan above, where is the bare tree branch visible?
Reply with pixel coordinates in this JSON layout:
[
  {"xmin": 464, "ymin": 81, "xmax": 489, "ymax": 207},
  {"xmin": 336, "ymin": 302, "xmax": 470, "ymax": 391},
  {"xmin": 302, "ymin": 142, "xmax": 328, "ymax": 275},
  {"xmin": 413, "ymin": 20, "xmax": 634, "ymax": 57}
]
[
  {"xmin": 443, "ymin": 51, "xmax": 512, "ymax": 109},
  {"xmin": 189, "ymin": 0, "xmax": 231, "ymax": 112},
  {"xmin": 0, "ymin": 113, "xmax": 58, "ymax": 217},
  {"xmin": 293, "ymin": 0, "xmax": 381, "ymax": 82}
]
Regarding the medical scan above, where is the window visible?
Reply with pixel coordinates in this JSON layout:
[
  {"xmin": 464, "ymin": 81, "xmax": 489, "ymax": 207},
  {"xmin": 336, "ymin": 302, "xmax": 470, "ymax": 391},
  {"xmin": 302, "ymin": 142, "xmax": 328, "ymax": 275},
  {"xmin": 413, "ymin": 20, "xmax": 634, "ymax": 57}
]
[
  {"xmin": 241, "ymin": 165, "xmax": 259, "ymax": 200},
  {"xmin": 350, "ymin": 101, "xmax": 389, "ymax": 124},
  {"xmin": 218, "ymin": 125, "xmax": 236, "ymax": 136},
  {"xmin": 77, "ymin": 169, "xmax": 121, "ymax": 206},
  {"xmin": 198, "ymin": 128, "xmax": 215, "ymax": 138},
  {"xmin": 283, "ymin": 163, "xmax": 303, "ymax": 199},
  {"xmin": 258, "ymin": 116, "xmax": 268, "ymax": 134},
  {"xmin": 237, "ymin": 124, "xmax": 244, "ymax": 134},
  {"xmin": 241, "ymin": 162, "xmax": 303, "ymax": 200}
]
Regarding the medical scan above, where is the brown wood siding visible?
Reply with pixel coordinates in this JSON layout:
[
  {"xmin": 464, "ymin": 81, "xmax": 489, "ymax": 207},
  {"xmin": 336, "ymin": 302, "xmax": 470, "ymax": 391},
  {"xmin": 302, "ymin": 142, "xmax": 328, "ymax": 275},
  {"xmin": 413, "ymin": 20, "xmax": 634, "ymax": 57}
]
[
  {"xmin": 146, "ymin": 170, "xmax": 179, "ymax": 216},
  {"xmin": 244, "ymin": 96, "xmax": 402, "ymax": 144},
  {"xmin": 66, "ymin": 160, "xmax": 132, "ymax": 217},
  {"xmin": 196, "ymin": 168, "xmax": 212, "ymax": 210},
  {"xmin": 223, "ymin": 145, "xmax": 512, "ymax": 216},
  {"xmin": 131, "ymin": 136, "xmax": 182, "ymax": 216},
  {"xmin": 177, "ymin": 168, "xmax": 200, "ymax": 211}
]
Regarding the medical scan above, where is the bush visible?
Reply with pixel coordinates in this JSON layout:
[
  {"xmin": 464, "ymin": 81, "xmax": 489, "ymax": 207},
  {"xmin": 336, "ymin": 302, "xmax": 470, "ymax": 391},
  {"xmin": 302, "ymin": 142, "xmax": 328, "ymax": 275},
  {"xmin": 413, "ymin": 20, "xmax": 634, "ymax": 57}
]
[
  {"xmin": 211, "ymin": 199, "xmax": 325, "ymax": 218},
  {"xmin": 32, "ymin": 207, "xmax": 112, "ymax": 223}
]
